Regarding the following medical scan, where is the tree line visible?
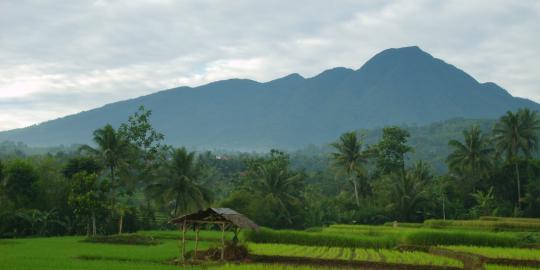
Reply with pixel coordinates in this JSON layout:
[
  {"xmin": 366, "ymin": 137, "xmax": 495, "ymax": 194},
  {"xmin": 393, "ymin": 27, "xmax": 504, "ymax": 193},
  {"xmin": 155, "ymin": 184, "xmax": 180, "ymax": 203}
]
[{"xmin": 0, "ymin": 107, "xmax": 539, "ymax": 237}]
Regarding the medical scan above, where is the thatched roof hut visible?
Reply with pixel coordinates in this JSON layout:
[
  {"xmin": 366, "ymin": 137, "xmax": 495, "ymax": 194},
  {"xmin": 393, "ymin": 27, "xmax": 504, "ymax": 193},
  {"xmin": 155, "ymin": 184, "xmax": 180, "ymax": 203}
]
[
  {"xmin": 170, "ymin": 208, "xmax": 259, "ymax": 231},
  {"xmin": 169, "ymin": 208, "xmax": 259, "ymax": 262}
]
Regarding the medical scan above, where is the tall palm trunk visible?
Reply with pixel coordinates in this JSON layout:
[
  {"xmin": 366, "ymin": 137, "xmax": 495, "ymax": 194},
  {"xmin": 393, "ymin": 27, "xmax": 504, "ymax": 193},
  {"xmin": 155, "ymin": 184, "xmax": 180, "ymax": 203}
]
[
  {"xmin": 110, "ymin": 166, "xmax": 116, "ymax": 210},
  {"xmin": 118, "ymin": 214, "xmax": 124, "ymax": 234},
  {"xmin": 91, "ymin": 211, "xmax": 97, "ymax": 236},
  {"xmin": 515, "ymin": 161, "xmax": 521, "ymax": 209},
  {"xmin": 351, "ymin": 175, "xmax": 360, "ymax": 207},
  {"xmin": 86, "ymin": 218, "xmax": 90, "ymax": 237},
  {"xmin": 512, "ymin": 136, "xmax": 521, "ymax": 210},
  {"xmin": 174, "ymin": 192, "xmax": 181, "ymax": 217}
]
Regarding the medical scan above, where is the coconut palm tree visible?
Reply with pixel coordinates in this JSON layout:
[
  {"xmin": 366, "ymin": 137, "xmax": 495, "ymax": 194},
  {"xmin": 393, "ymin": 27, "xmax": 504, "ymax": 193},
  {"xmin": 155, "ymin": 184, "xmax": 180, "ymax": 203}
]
[
  {"xmin": 80, "ymin": 124, "xmax": 131, "ymax": 210},
  {"xmin": 251, "ymin": 159, "xmax": 303, "ymax": 225},
  {"xmin": 493, "ymin": 109, "xmax": 540, "ymax": 208},
  {"xmin": 150, "ymin": 148, "xmax": 211, "ymax": 217},
  {"xmin": 447, "ymin": 125, "xmax": 494, "ymax": 189},
  {"xmin": 387, "ymin": 161, "xmax": 431, "ymax": 221},
  {"xmin": 331, "ymin": 132, "xmax": 368, "ymax": 206}
]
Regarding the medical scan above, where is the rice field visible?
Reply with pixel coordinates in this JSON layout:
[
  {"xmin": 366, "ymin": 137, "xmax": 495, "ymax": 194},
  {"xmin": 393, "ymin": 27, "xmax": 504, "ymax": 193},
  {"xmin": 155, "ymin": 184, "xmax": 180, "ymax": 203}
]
[
  {"xmin": 444, "ymin": 245, "xmax": 540, "ymax": 261},
  {"xmin": 3, "ymin": 220, "xmax": 540, "ymax": 270},
  {"xmin": 485, "ymin": 265, "xmax": 540, "ymax": 270},
  {"xmin": 249, "ymin": 243, "xmax": 463, "ymax": 267}
]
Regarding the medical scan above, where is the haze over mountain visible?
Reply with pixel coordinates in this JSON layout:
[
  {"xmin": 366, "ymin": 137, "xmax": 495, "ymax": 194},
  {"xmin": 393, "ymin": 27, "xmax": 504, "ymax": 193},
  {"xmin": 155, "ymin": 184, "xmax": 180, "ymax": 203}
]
[{"xmin": 1, "ymin": 46, "xmax": 539, "ymax": 150}]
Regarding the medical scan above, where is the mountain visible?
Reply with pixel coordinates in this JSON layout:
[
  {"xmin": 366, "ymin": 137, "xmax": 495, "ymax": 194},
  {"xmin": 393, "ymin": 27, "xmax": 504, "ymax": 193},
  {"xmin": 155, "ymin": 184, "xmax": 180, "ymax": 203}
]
[{"xmin": 1, "ymin": 46, "xmax": 539, "ymax": 150}]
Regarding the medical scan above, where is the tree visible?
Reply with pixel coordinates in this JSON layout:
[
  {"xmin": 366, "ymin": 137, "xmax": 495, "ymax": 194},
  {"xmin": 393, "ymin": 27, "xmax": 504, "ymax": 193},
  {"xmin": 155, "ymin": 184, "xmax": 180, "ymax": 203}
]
[
  {"xmin": 446, "ymin": 125, "xmax": 493, "ymax": 191},
  {"xmin": 331, "ymin": 132, "xmax": 368, "ymax": 206},
  {"xmin": 115, "ymin": 194, "xmax": 137, "ymax": 234},
  {"xmin": 0, "ymin": 159, "xmax": 4, "ymax": 184},
  {"xmin": 470, "ymin": 187, "xmax": 495, "ymax": 217},
  {"xmin": 493, "ymin": 109, "xmax": 540, "ymax": 208},
  {"xmin": 80, "ymin": 124, "xmax": 130, "ymax": 210},
  {"xmin": 375, "ymin": 126, "xmax": 412, "ymax": 176},
  {"xmin": 117, "ymin": 106, "xmax": 167, "ymax": 231},
  {"xmin": 62, "ymin": 156, "xmax": 102, "ymax": 179},
  {"xmin": 247, "ymin": 150, "xmax": 305, "ymax": 227},
  {"xmin": 118, "ymin": 106, "xmax": 165, "ymax": 162},
  {"xmin": 149, "ymin": 148, "xmax": 211, "ymax": 217},
  {"xmin": 68, "ymin": 172, "xmax": 107, "ymax": 236},
  {"xmin": 384, "ymin": 161, "xmax": 431, "ymax": 221},
  {"xmin": 4, "ymin": 160, "xmax": 39, "ymax": 208}
]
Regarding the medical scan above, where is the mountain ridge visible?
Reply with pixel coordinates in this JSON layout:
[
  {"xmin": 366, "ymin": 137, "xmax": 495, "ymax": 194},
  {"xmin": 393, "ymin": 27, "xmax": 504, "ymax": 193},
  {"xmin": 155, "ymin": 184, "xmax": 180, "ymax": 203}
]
[{"xmin": 1, "ymin": 46, "xmax": 539, "ymax": 150}]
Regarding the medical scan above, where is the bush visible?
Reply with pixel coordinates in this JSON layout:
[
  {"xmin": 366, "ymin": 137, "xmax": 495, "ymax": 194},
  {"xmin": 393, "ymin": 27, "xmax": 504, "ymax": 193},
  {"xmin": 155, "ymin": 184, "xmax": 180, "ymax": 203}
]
[
  {"xmin": 424, "ymin": 218, "xmax": 540, "ymax": 231},
  {"xmin": 83, "ymin": 234, "xmax": 161, "ymax": 245},
  {"xmin": 242, "ymin": 227, "xmax": 398, "ymax": 249},
  {"xmin": 383, "ymin": 222, "xmax": 423, "ymax": 228},
  {"xmin": 404, "ymin": 230, "xmax": 519, "ymax": 247}
]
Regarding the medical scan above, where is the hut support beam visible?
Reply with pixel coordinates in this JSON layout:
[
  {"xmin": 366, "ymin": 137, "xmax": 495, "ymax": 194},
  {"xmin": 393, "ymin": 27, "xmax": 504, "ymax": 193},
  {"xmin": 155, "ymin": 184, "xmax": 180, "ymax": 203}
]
[
  {"xmin": 181, "ymin": 220, "xmax": 186, "ymax": 263},
  {"xmin": 220, "ymin": 222, "xmax": 226, "ymax": 260},
  {"xmin": 194, "ymin": 224, "xmax": 200, "ymax": 259}
]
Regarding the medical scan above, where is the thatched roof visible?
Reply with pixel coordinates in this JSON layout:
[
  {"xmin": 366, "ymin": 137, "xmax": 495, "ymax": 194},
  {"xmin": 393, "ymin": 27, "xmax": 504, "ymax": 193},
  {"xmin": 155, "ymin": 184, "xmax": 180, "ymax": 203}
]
[{"xmin": 169, "ymin": 208, "xmax": 259, "ymax": 231}]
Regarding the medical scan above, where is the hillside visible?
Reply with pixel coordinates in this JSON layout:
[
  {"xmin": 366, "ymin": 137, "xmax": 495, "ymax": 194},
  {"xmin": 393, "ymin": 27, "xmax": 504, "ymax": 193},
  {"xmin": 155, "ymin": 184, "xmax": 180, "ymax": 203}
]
[
  {"xmin": 1, "ymin": 46, "xmax": 538, "ymax": 150},
  {"xmin": 0, "ymin": 118, "xmax": 497, "ymax": 174}
]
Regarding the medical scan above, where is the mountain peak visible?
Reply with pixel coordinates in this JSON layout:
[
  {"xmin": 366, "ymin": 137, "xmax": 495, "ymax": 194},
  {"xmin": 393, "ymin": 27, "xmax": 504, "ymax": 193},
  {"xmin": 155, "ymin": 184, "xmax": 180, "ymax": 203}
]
[
  {"xmin": 362, "ymin": 45, "xmax": 433, "ymax": 67},
  {"xmin": 267, "ymin": 73, "xmax": 305, "ymax": 85},
  {"xmin": 356, "ymin": 45, "xmax": 450, "ymax": 83}
]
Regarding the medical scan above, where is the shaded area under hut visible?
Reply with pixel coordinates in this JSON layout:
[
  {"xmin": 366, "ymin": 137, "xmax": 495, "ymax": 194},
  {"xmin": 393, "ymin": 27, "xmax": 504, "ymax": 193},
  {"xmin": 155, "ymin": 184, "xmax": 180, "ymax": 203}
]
[{"xmin": 169, "ymin": 207, "xmax": 259, "ymax": 262}]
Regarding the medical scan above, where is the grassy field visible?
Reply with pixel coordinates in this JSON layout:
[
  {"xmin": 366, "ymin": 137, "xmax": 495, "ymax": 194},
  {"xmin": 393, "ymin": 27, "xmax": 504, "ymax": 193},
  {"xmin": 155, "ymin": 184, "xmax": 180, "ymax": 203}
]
[
  {"xmin": 4, "ymin": 220, "xmax": 540, "ymax": 270},
  {"xmin": 0, "ymin": 237, "xmax": 201, "ymax": 270}
]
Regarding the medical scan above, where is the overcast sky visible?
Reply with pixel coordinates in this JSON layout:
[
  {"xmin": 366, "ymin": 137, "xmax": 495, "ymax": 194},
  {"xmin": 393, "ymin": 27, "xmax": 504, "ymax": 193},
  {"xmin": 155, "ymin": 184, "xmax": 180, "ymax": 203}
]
[{"xmin": 1, "ymin": 0, "xmax": 539, "ymax": 131}]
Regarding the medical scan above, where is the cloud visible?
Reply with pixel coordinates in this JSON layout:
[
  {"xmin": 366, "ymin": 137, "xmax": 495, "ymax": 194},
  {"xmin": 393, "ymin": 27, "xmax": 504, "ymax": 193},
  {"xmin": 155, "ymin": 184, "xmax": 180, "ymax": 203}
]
[{"xmin": 0, "ymin": 0, "xmax": 539, "ymax": 131}]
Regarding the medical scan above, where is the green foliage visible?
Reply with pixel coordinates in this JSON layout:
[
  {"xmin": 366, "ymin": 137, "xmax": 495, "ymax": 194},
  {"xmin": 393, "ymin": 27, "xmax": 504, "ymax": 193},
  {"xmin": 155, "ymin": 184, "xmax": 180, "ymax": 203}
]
[
  {"xmin": 424, "ymin": 218, "xmax": 540, "ymax": 232},
  {"xmin": 0, "ymin": 159, "xmax": 4, "ymax": 183},
  {"xmin": 4, "ymin": 159, "xmax": 39, "ymax": 208},
  {"xmin": 84, "ymin": 234, "xmax": 161, "ymax": 245},
  {"xmin": 374, "ymin": 126, "xmax": 411, "ymax": 175},
  {"xmin": 118, "ymin": 106, "xmax": 165, "ymax": 155},
  {"xmin": 242, "ymin": 227, "xmax": 398, "ymax": 249},
  {"xmin": 404, "ymin": 230, "xmax": 519, "ymax": 247},
  {"xmin": 63, "ymin": 156, "xmax": 102, "ymax": 179},
  {"xmin": 493, "ymin": 108, "xmax": 540, "ymax": 208},
  {"xmin": 331, "ymin": 132, "xmax": 370, "ymax": 205},
  {"xmin": 148, "ymin": 147, "xmax": 211, "ymax": 217},
  {"xmin": 68, "ymin": 172, "xmax": 108, "ymax": 235},
  {"xmin": 447, "ymin": 126, "xmax": 494, "ymax": 198},
  {"xmin": 222, "ymin": 150, "xmax": 306, "ymax": 229},
  {"xmin": 470, "ymin": 187, "xmax": 496, "ymax": 217}
]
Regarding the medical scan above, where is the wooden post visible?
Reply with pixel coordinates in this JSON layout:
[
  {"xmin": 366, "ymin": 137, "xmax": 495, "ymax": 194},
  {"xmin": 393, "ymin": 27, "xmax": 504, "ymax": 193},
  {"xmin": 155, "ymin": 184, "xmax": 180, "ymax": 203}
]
[
  {"xmin": 221, "ymin": 222, "xmax": 226, "ymax": 260},
  {"xmin": 194, "ymin": 224, "xmax": 200, "ymax": 260},
  {"xmin": 181, "ymin": 220, "xmax": 187, "ymax": 263}
]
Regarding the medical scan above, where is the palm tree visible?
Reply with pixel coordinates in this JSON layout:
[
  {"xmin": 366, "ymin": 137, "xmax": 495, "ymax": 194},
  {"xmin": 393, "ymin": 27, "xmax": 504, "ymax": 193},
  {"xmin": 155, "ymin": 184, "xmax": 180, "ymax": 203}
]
[
  {"xmin": 150, "ymin": 148, "xmax": 211, "ymax": 217},
  {"xmin": 251, "ymin": 160, "xmax": 303, "ymax": 225},
  {"xmin": 80, "ymin": 124, "xmax": 130, "ymax": 210},
  {"xmin": 447, "ymin": 125, "xmax": 493, "ymax": 189},
  {"xmin": 493, "ymin": 109, "xmax": 540, "ymax": 208},
  {"xmin": 331, "ymin": 132, "xmax": 368, "ymax": 206},
  {"xmin": 387, "ymin": 161, "xmax": 431, "ymax": 221}
]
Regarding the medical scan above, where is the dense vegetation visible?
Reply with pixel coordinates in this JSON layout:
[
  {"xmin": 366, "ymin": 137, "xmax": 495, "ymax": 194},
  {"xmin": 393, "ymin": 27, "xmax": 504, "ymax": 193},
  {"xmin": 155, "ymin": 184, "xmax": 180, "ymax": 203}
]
[{"xmin": 1, "ymin": 106, "xmax": 540, "ymax": 238}]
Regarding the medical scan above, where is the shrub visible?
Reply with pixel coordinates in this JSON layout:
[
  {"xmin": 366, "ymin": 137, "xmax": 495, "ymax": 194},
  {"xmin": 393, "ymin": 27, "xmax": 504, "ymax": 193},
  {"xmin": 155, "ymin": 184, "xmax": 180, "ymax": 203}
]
[
  {"xmin": 242, "ymin": 227, "xmax": 398, "ymax": 249},
  {"xmin": 404, "ymin": 230, "xmax": 519, "ymax": 247},
  {"xmin": 383, "ymin": 222, "xmax": 423, "ymax": 228},
  {"xmin": 424, "ymin": 219, "xmax": 540, "ymax": 232},
  {"xmin": 83, "ymin": 234, "xmax": 161, "ymax": 245}
]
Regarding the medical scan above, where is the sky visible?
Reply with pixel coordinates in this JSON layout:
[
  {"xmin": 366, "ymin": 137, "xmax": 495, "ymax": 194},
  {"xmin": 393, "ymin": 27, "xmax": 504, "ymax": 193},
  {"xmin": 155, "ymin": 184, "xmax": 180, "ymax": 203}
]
[{"xmin": 1, "ymin": 0, "xmax": 539, "ymax": 131}]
